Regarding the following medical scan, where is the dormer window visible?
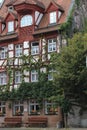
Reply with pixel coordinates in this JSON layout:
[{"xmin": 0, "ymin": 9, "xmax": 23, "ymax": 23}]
[
  {"xmin": 8, "ymin": 21, "xmax": 14, "ymax": 33},
  {"xmin": 20, "ymin": 15, "xmax": 33, "ymax": 27},
  {"xmin": 50, "ymin": 11, "xmax": 57, "ymax": 24}
]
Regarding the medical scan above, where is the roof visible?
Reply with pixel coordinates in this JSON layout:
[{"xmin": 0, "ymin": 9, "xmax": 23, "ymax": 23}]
[
  {"xmin": 13, "ymin": 0, "xmax": 45, "ymax": 9},
  {"xmin": 0, "ymin": 0, "xmax": 73, "ymax": 36}
]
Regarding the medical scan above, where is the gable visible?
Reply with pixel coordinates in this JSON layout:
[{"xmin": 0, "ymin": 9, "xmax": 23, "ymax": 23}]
[
  {"xmin": 5, "ymin": 13, "xmax": 16, "ymax": 21},
  {"xmin": 46, "ymin": 2, "xmax": 58, "ymax": 12}
]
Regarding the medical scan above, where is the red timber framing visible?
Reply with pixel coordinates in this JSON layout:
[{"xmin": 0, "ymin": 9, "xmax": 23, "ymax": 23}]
[{"xmin": 0, "ymin": 0, "xmax": 72, "ymax": 128}]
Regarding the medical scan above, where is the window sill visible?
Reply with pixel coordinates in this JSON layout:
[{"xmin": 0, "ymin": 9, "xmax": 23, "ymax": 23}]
[
  {"xmin": 48, "ymin": 23, "xmax": 57, "ymax": 26},
  {"xmin": 29, "ymin": 112, "xmax": 40, "ymax": 115},
  {"xmin": 0, "ymin": 114, "xmax": 5, "ymax": 117},
  {"xmin": 45, "ymin": 112, "xmax": 58, "ymax": 115},
  {"xmin": 13, "ymin": 114, "xmax": 23, "ymax": 116}
]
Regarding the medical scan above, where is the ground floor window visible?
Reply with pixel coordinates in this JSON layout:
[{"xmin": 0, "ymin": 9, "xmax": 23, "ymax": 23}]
[
  {"xmin": 28, "ymin": 100, "xmax": 40, "ymax": 115},
  {"xmin": 45, "ymin": 100, "xmax": 58, "ymax": 115},
  {"xmin": 13, "ymin": 101, "xmax": 24, "ymax": 116},
  {"xmin": 0, "ymin": 101, "xmax": 6, "ymax": 116}
]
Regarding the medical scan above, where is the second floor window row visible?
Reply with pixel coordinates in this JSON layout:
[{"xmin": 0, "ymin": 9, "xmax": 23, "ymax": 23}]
[{"xmin": 0, "ymin": 38, "xmax": 57, "ymax": 59}]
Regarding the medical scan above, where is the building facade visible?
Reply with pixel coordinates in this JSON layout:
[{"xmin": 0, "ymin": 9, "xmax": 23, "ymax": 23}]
[{"xmin": 0, "ymin": 0, "xmax": 73, "ymax": 127}]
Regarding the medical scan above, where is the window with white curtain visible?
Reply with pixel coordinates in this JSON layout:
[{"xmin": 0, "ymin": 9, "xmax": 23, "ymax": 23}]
[{"xmin": 21, "ymin": 15, "xmax": 33, "ymax": 27}]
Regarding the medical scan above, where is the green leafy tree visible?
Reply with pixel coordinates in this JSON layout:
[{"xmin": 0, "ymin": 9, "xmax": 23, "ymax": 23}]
[{"xmin": 51, "ymin": 32, "xmax": 87, "ymax": 127}]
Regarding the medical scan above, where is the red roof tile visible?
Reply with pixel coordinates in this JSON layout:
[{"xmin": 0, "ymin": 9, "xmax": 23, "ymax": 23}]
[{"xmin": 13, "ymin": 0, "xmax": 45, "ymax": 9}]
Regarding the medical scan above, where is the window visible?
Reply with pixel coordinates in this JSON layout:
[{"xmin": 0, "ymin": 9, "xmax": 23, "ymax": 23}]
[
  {"xmin": 0, "ymin": 0, "xmax": 4, "ymax": 8},
  {"xmin": 50, "ymin": 11, "xmax": 56, "ymax": 24},
  {"xmin": 0, "ymin": 72, "xmax": 7, "ymax": 85},
  {"xmin": 48, "ymin": 38, "xmax": 57, "ymax": 52},
  {"xmin": 15, "ymin": 44, "xmax": 22, "ymax": 57},
  {"xmin": 15, "ymin": 71, "xmax": 22, "ymax": 84},
  {"xmin": 21, "ymin": 15, "xmax": 33, "ymax": 27},
  {"xmin": 0, "ymin": 101, "xmax": 6, "ymax": 116},
  {"xmin": 45, "ymin": 101, "xmax": 58, "ymax": 115},
  {"xmin": 0, "ymin": 47, "xmax": 7, "ymax": 59},
  {"xmin": 31, "ymin": 70, "xmax": 38, "ymax": 82},
  {"xmin": 48, "ymin": 70, "xmax": 54, "ymax": 81},
  {"xmin": 29, "ymin": 100, "xmax": 40, "ymax": 115},
  {"xmin": 31, "ymin": 42, "xmax": 39, "ymax": 55},
  {"xmin": 8, "ymin": 21, "xmax": 14, "ymax": 32},
  {"xmin": 13, "ymin": 101, "xmax": 24, "ymax": 116}
]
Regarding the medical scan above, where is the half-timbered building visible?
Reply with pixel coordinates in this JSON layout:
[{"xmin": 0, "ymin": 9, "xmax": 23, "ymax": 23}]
[{"xmin": 0, "ymin": 0, "xmax": 73, "ymax": 127}]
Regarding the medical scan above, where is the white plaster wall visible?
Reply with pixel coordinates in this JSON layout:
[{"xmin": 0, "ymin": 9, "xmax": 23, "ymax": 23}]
[
  {"xmin": 8, "ymin": 44, "xmax": 14, "ymax": 50},
  {"xmin": 23, "ymin": 41, "xmax": 29, "ymax": 48},
  {"xmin": 24, "ymin": 49, "xmax": 29, "ymax": 55},
  {"xmin": 9, "ymin": 51, "xmax": 13, "ymax": 58}
]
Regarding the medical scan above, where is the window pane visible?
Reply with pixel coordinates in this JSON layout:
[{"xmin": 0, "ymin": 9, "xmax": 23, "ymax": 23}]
[
  {"xmin": 15, "ymin": 44, "xmax": 22, "ymax": 57},
  {"xmin": 48, "ymin": 39, "xmax": 56, "ymax": 52},
  {"xmin": 29, "ymin": 100, "xmax": 40, "ymax": 115},
  {"xmin": 31, "ymin": 42, "xmax": 39, "ymax": 55},
  {"xmin": 21, "ymin": 15, "xmax": 33, "ymax": 27},
  {"xmin": 0, "ymin": 47, "xmax": 7, "ymax": 59},
  {"xmin": 8, "ymin": 21, "xmax": 14, "ymax": 32},
  {"xmin": 15, "ymin": 71, "xmax": 22, "ymax": 83},
  {"xmin": 0, "ymin": 72, "xmax": 7, "ymax": 85},
  {"xmin": 31, "ymin": 70, "xmax": 38, "ymax": 82},
  {"xmin": 50, "ymin": 12, "xmax": 56, "ymax": 24}
]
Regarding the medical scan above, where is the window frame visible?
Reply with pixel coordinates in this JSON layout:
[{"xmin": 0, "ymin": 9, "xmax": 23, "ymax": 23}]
[
  {"xmin": 15, "ymin": 44, "xmax": 23, "ymax": 57},
  {"xmin": 31, "ymin": 70, "xmax": 38, "ymax": 82},
  {"xmin": 8, "ymin": 21, "xmax": 14, "ymax": 33},
  {"xmin": 48, "ymin": 38, "xmax": 57, "ymax": 52},
  {"xmin": 0, "ymin": 101, "xmax": 6, "ymax": 116},
  {"xmin": 49, "ymin": 11, "xmax": 57, "ymax": 24},
  {"xmin": 28, "ymin": 100, "xmax": 40, "ymax": 115},
  {"xmin": 20, "ymin": 15, "xmax": 33, "ymax": 27},
  {"xmin": 31, "ymin": 42, "xmax": 39, "ymax": 55},
  {"xmin": 13, "ymin": 101, "xmax": 24, "ymax": 116},
  {"xmin": 15, "ymin": 71, "xmax": 22, "ymax": 84},
  {"xmin": 44, "ymin": 100, "xmax": 58, "ymax": 115},
  {"xmin": 0, "ymin": 47, "xmax": 7, "ymax": 59},
  {"xmin": 0, "ymin": 72, "xmax": 7, "ymax": 85}
]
